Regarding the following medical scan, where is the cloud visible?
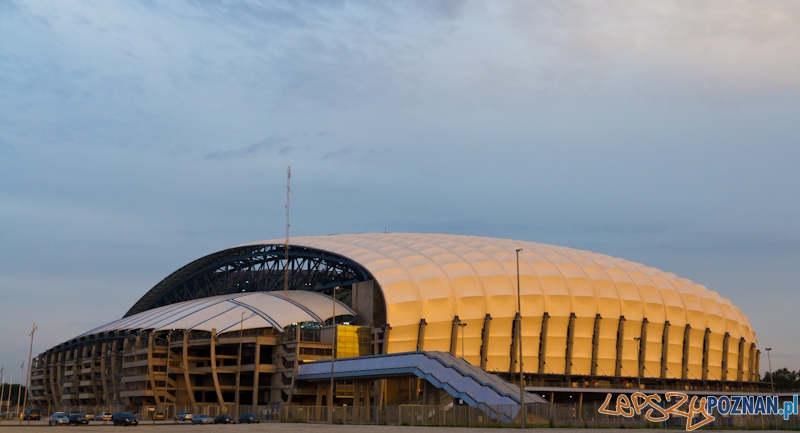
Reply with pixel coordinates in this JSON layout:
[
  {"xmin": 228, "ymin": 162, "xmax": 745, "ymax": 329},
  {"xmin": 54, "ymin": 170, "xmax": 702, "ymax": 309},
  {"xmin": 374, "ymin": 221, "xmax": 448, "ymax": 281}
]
[
  {"xmin": 2, "ymin": 0, "xmax": 799, "ymax": 374},
  {"xmin": 205, "ymin": 137, "xmax": 295, "ymax": 159}
]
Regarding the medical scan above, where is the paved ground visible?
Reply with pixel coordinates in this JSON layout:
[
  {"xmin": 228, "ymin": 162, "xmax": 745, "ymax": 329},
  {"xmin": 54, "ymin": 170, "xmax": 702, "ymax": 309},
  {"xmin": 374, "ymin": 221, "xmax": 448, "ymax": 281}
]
[{"xmin": 0, "ymin": 420, "xmax": 786, "ymax": 432}]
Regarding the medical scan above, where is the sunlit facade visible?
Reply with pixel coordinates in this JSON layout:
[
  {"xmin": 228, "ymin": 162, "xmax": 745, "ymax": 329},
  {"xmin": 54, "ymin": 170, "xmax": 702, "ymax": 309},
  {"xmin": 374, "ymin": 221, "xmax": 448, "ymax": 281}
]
[{"xmin": 28, "ymin": 233, "xmax": 759, "ymax": 413}]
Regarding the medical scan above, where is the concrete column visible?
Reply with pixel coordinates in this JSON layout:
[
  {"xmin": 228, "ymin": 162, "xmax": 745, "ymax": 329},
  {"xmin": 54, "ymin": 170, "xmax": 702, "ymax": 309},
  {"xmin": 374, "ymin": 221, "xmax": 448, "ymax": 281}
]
[
  {"xmin": 417, "ymin": 319, "xmax": 427, "ymax": 351},
  {"xmin": 449, "ymin": 316, "xmax": 461, "ymax": 356},
  {"xmin": 363, "ymin": 380, "xmax": 371, "ymax": 422},
  {"xmin": 565, "ymin": 313, "xmax": 577, "ymax": 376},
  {"xmin": 681, "ymin": 325, "xmax": 691, "ymax": 380},
  {"xmin": 538, "ymin": 313, "xmax": 550, "ymax": 374},
  {"xmin": 72, "ymin": 347, "xmax": 79, "ymax": 404},
  {"xmin": 50, "ymin": 352, "xmax": 60, "ymax": 407},
  {"xmin": 210, "ymin": 329, "xmax": 225, "ymax": 407},
  {"xmin": 182, "ymin": 332, "xmax": 197, "ymax": 409},
  {"xmin": 480, "ymin": 314, "xmax": 491, "ymax": 369},
  {"xmin": 615, "ymin": 316, "xmax": 626, "ymax": 377},
  {"xmin": 737, "ymin": 338, "xmax": 746, "ymax": 382},
  {"xmin": 721, "ymin": 332, "xmax": 730, "ymax": 382},
  {"xmin": 252, "ymin": 340, "xmax": 261, "ymax": 406},
  {"xmin": 590, "ymin": 314, "xmax": 601, "ymax": 376},
  {"xmin": 146, "ymin": 334, "xmax": 161, "ymax": 405},
  {"xmin": 639, "ymin": 318, "xmax": 648, "ymax": 379},
  {"xmin": 110, "ymin": 339, "xmax": 120, "ymax": 403},
  {"xmin": 100, "ymin": 342, "xmax": 110, "ymax": 405}
]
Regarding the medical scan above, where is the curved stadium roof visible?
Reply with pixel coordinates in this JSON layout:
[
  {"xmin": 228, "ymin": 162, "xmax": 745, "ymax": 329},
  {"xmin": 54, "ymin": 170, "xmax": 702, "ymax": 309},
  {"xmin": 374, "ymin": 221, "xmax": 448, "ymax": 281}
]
[
  {"xmin": 84, "ymin": 290, "xmax": 355, "ymax": 336},
  {"xmin": 120, "ymin": 233, "xmax": 758, "ymax": 380}
]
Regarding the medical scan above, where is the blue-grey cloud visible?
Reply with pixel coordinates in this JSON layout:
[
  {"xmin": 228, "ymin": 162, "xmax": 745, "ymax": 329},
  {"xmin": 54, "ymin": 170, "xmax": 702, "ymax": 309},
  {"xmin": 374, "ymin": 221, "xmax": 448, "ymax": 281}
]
[
  {"xmin": 1, "ymin": 0, "xmax": 799, "ymax": 373},
  {"xmin": 205, "ymin": 137, "xmax": 294, "ymax": 159}
]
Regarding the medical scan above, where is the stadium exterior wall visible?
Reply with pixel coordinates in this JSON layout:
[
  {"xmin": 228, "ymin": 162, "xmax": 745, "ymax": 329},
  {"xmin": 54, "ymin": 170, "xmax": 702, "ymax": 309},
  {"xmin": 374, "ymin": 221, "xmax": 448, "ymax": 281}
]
[{"xmin": 28, "ymin": 233, "xmax": 760, "ymax": 413}]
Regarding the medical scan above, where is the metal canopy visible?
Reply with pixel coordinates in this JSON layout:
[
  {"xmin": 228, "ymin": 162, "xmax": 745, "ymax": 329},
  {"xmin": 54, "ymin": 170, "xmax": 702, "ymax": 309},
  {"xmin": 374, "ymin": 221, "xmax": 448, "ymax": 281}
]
[
  {"xmin": 87, "ymin": 290, "xmax": 355, "ymax": 336},
  {"xmin": 126, "ymin": 244, "xmax": 372, "ymax": 317}
]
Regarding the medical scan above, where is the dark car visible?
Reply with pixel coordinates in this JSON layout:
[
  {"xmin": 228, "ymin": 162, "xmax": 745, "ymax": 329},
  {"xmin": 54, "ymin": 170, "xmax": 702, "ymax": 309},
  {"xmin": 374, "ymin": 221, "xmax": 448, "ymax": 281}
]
[
  {"xmin": 111, "ymin": 412, "xmax": 138, "ymax": 426},
  {"xmin": 237, "ymin": 412, "xmax": 259, "ymax": 424},
  {"xmin": 23, "ymin": 408, "xmax": 42, "ymax": 421},
  {"xmin": 214, "ymin": 414, "xmax": 236, "ymax": 424},
  {"xmin": 68, "ymin": 413, "xmax": 89, "ymax": 425}
]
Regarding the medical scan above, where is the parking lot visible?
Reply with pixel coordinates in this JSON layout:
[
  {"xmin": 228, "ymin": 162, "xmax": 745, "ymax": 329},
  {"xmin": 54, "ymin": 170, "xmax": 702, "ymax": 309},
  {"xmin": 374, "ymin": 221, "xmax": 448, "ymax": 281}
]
[{"xmin": 0, "ymin": 420, "xmax": 787, "ymax": 433}]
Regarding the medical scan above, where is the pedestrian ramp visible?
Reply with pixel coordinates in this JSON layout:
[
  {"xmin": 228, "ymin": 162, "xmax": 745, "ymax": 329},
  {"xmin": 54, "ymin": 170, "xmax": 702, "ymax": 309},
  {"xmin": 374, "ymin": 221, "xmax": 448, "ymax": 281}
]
[{"xmin": 296, "ymin": 350, "xmax": 549, "ymax": 423}]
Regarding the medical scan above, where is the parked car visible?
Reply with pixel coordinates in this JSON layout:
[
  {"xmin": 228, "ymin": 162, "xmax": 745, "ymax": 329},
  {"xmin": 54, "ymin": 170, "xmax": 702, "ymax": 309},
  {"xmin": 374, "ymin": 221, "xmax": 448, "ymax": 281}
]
[
  {"xmin": 68, "ymin": 413, "xmax": 89, "ymax": 425},
  {"xmin": 49, "ymin": 412, "xmax": 70, "ymax": 425},
  {"xmin": 111, "ymin": 412, "xmax": 138, "ymax": 426},
  {"xmin": 191, "ymin": 414, "xmax": 213, "ymax": 425},
  {"xmin": 153, "ymin": 411, "xmax": 165, "ymax": 420},
  {"xmin": 98, "ymin": 412, "xmax": 114, "ymax": 421},
  {"xmin": 23, "ymin": 408, "xmax": 42, "ymax": 420},
  {"xmin": 214, "ymin": 414, "xmax": 236, "ymax": 424},
  {"xmin": 237, "ymin": 412, "xmax": 259, "ymax": 423},
  {"xmin": 175, "ymin": 411, "xmax": 193, "ymax": 421},
  {"xmin": 82, "ymin": 411, "xmax": 96, "ymax": 421}
]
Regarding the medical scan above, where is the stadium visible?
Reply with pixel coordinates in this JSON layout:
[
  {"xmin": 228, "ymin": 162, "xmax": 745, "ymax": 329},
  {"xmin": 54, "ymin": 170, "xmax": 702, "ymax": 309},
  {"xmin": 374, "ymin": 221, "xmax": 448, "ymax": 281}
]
[{"xmin": 28, "ymin": 233, "xmax": 760, "ymax": 424}]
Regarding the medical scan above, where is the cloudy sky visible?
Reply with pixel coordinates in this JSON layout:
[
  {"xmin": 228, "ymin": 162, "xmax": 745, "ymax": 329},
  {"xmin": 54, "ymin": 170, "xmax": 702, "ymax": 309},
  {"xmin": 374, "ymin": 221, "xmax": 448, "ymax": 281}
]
[{"xmin": 1, "ymin": 0, "xmax": 799, "ymax": 380}]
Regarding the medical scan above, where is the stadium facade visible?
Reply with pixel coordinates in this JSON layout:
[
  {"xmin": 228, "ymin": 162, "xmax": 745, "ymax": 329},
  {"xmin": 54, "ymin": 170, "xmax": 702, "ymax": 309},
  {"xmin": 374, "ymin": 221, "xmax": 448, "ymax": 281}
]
[{"xmin": 28, "ymin": 233, "xmax": 760, "ymax": 416}]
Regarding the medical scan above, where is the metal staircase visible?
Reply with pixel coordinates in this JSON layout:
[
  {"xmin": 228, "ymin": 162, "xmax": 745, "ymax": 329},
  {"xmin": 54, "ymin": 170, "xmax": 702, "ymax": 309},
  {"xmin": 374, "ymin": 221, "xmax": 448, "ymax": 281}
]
[{"xmin": 296, "ymin": 350, "xmax": 549, "ymax": 423}]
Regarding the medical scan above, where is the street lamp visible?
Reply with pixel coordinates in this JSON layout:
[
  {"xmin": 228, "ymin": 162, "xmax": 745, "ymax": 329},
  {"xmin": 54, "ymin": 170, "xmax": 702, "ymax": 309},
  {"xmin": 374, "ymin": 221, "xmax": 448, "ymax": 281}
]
[
  {"xmin": 4, "ymin": 371, "xmax": 11, "ymax": 417},
  {"xmin": 633, "ymin": 337, "xmax": 642, "ymax": 390},
  {"xmin": 457, "ymin": 322, "xmax": 468, "ymax": 359},
  {"xmin": 329, "ymin": 286, "xmax": 338, "ymax": 424},
  {"xmin": 236, "ymin": 312, "xmax": 245, "ymax": 416},
  {"xmin": 765, "ymin": 348, "xmax": 774, "ymax": 394},
  {"xmin": 21, "ymin": 323, "xmax": 36, "ymax": 425},
  {"xmin": 162, "ymin": 331, "xmax": 172, "ymax": 419},
  {"xmin": 516, "ymin": 247, "xmax": 525, "ymax": 428}
]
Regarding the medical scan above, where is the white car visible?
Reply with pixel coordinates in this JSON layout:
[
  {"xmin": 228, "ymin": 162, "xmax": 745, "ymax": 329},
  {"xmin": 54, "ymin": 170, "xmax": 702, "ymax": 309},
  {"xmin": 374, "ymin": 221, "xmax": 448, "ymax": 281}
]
[
  {"xmin": 175, "ymin": 411, "xmax": 193, "ymax": 421},
  {"xmin": 98, "ymin": 412, "xmax": 113, "ymax": 421},
  {"xmin": 191, "ymin": 414, "xmax": 213, "ymax": 425}
]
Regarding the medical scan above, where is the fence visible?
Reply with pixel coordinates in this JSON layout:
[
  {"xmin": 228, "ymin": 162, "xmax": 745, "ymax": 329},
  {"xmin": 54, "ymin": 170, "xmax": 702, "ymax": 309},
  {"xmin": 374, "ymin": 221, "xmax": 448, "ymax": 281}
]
[
  {"xmin": 551, "ymin": 401, "xmax": 800, "ymax": 430},
  {"xmin": 30, "ymin": 400, "xmax": 800, "ymax": 428},
  {"xmin": 30, "ymin": 403, "xmax": 282, "ymax": 422},
  {"xmin": 282, "ymin": 402, "xmax": 800, "ymax": 429},
  {"xmin": 281, "ymin": 403, "xmax": 549, "ymax": 427}
]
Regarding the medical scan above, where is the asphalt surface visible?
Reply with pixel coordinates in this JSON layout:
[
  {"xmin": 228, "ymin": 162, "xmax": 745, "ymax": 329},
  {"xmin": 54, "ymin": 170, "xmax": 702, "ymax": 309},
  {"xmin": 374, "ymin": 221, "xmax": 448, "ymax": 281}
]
[{"xmin": 0, "ymin": 419, "xmax": 787, "ymax": 433}]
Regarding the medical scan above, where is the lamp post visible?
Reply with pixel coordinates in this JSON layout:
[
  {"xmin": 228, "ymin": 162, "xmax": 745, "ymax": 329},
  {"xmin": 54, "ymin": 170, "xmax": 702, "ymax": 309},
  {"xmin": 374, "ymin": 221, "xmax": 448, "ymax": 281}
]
[
  {"xmin": 6, "ymin": 372, "xmax": 12, "ymax": 416},
  {"xmin": 329, "ymin": 286, "xmax": 338, "ymax": 424},
  {"xmin": 633, "ymin": 337, "xmax": 642, "ymax": 390},
  {"xmin": 765, "ymin": 347, "xmax": 774, "ymax": 394},
  {"xmin": 516, "ymin": 247, "xmax": 525, "ymax": 428},
  {"xmin": 21, "ymin": 323, "xmax": 36, "ymax": 424},
  {"xmin": 16, "ymin": 362, "xmax": 22, "ymax": 424},
  {"xmin": 236, "ymin": 312, "xmax": 245, "ymax": 416},
  {"xmin": 0, "ymin": 368, "xmax": 5, "ymax": 419},
  {"xmin": 162, "ymin": 331, "xmax": 171, "ymax": 419},
  {"xmin": 458, "ymin": 322, "xmax": 468, "ymax": 359}
]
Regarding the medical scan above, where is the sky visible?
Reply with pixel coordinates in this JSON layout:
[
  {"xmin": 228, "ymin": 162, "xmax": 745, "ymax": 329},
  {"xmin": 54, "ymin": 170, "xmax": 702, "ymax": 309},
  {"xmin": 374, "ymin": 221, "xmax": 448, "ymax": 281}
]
[{"xmin": 1, "ymin": 0, "xmax": 799, "ymax": 382}]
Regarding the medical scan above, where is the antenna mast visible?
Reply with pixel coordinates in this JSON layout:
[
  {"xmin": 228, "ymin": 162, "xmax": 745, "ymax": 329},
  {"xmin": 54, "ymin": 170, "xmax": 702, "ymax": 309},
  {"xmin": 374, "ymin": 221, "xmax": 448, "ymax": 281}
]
[{"xmin": 284, "ymin": 166, "xmax": 291, "ymax": 295}]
